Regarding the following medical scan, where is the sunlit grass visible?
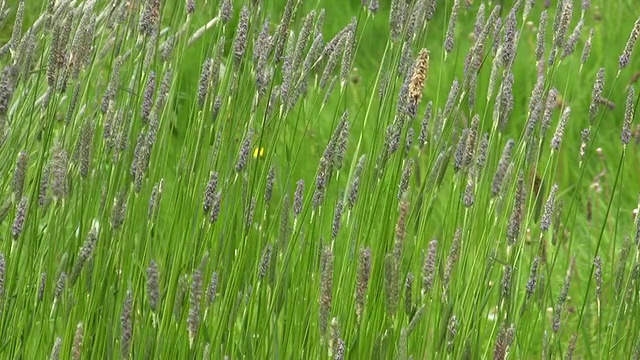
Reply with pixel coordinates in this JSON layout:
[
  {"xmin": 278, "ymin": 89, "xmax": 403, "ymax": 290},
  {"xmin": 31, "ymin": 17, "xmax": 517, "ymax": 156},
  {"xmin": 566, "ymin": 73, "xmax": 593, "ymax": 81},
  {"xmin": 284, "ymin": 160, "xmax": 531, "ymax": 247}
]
[{"xmin": 0, "ymin": 0, "xmax": 639, "ymax": 358}]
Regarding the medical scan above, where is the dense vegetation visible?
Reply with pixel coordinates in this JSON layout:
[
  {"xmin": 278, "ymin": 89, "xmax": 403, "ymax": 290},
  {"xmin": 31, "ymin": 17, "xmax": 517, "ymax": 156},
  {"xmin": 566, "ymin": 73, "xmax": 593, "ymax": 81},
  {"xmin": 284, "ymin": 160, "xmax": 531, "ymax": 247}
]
[{"xmin": 0, "ymin": 0, "xmax": 639, "ymax": 358}]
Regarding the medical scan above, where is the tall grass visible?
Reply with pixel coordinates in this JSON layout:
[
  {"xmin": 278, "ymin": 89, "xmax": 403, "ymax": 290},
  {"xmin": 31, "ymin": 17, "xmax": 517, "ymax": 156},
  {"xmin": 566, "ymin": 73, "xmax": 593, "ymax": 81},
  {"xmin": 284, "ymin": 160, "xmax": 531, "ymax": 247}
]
[{"xmin": 0, "ymin": 0, "xmax": 639, "ymax": 358}]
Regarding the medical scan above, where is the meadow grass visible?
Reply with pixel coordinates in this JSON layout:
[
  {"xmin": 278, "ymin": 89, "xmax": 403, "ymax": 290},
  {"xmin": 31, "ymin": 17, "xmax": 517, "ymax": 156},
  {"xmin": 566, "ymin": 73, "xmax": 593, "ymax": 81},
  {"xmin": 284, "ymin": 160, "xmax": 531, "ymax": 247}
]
[{"xmin": 1, "ymin": 0, "xmax": 640, "ymax": 358}]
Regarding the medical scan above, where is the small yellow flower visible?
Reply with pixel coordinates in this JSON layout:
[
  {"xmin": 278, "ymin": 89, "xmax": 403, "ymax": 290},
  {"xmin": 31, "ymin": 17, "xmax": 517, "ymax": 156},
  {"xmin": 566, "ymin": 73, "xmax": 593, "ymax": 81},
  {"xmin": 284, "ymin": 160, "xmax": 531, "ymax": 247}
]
[{"xmin": 253, "ymin": 147, "xmax": 265, "ymax": 158}]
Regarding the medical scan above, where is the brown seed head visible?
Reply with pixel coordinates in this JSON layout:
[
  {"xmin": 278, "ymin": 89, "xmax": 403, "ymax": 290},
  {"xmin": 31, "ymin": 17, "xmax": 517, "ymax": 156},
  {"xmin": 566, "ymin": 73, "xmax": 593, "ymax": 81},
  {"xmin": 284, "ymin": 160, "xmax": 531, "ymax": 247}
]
[{"xmin": 408, "ymin": 49, "xmax": 430, "ymax": 115}]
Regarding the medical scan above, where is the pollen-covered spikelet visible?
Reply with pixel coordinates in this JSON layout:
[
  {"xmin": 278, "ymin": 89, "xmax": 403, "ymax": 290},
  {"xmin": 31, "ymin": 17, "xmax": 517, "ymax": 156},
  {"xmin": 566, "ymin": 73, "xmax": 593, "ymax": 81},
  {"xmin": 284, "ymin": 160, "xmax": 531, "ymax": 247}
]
[{"xmin": 408, "ymin": 49, "xmax": 430, "ymax": 117}]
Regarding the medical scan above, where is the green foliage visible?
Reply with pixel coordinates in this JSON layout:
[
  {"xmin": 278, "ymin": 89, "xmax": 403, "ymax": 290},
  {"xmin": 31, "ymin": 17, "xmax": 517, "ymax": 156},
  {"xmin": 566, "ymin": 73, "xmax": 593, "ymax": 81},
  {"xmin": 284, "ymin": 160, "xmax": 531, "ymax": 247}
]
[{"xmin": 0, "ymin": 0, "xmax": 640, "ymax": 358}]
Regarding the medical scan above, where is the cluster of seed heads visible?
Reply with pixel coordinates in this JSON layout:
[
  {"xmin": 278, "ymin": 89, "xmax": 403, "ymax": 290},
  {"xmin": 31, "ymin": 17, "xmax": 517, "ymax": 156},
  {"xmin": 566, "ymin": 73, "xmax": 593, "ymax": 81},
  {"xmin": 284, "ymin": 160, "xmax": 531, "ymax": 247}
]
[{"xmin": 0, "ymin": 0, "xmax": 638, "ymax": 358}]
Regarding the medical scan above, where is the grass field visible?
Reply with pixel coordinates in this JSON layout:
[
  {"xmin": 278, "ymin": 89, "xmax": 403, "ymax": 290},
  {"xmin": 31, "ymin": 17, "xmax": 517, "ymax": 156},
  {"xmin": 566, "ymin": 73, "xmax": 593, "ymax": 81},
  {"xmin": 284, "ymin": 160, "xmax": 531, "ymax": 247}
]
[{"xmin": 1, "ymin": 0, "xmax": 640, "ymax": 358}]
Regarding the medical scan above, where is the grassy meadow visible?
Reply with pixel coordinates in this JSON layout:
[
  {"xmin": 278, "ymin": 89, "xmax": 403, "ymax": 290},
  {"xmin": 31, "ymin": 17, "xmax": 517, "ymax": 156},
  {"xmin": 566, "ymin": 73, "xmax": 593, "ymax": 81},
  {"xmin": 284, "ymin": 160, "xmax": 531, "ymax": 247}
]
[{"xmin": 1, "ymin": 0, "xmax": 640, "ymax": 358}]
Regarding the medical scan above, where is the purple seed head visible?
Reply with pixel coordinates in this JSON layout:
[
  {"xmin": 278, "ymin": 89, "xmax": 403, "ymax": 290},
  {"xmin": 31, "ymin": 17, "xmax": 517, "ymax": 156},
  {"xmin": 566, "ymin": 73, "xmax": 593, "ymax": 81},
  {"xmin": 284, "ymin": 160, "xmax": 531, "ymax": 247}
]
[
  {"xmin": 146, "ymin": 260, "xmax": 160, "ymax": 311},
  {"xmin": 11, "ymin": 196, "xmax": 29, "ymax": 240},
  {"xmin": 70, "ymin": 225, "xmax": 98, "ymax": 285},
  {"xmin": 463, "ymin": 174, "xmax": 475, "ymax": 208},
  {"xmin": 501, "ymin": 265, "xmax": 513, "ymax": 299},
  {"xmin": 369, "ymin": 0, "xmax": 379, "ymax": 13},
  {"xmin": 619, "ymin": 17, "xmax": 640, "ymax": 69},
  {"xmin": 207, "ymin": 271, "xmax": 218, "ymax": 306},
  {"xmin": 141, "ymin": 71, "xmax": 156, "ymax": 123},
  {"xmin": 453, "ymin": 129, "xmax": 469, "ymax": 173},
  {"xmin": 235, "ymin": 128, "xmax": 254, "ymax": 173},
  {"xmin": 279, "ymin": 194, "xmax": 291, "ymax": 247},
  {"xmin": 110, "ymin": 191, "xmax": 127, "ymax": 231},
  {"xmin": 464, "ymin": 115, "xmax": 480, "ymax": 166},
  {"xmin": 476, "ymin": 132, "xmax": 489, "ymax": 170},
  {"xmin": 148, "ymin": 180, "xmax": 163, "ymax": 221},
  {"xmin": 394, "ymin": 198, "xmax": 410, "ymax": 261},
  {"xmin": 389, "ymin": 0, "xmax": 407, "ymax": 42},
  {"xmin": 331, "ymin": 200, "xmax": 344, "ymax": 239},
  {"xmin": 491, "ymin": 139, "xmax": 515, "ymax": 197},
  {"xmin": 203, "ymin": 171, "xmax": 219, "ymax": 214},
  {"xmin": 54, "ymin": 271, "xmax": 67, "ymax": 300},
  {"xmin": 245, "ymin": 196, "xmax": 256, "ymax": 230},
  {"xmin": 594, "ymin": 256, "xmax": 603, "ymax": 300},
  {"xmin": 526, "ymin": 257, "xmax": 540, "ymax": 297},
  {"xmin": 220, "ymin": 0, "xmax": 232, "ymax": 23},
  {"xmin": 319, "ymin": 246, "xmax": 334, "ymax": 335},
  {"xmin": 254, "ymin": 18, "xmax": 271, "ymax": 68},
  {"xmin": 446, "ymin": 314, "xmax": 458, "ymax": 353},
  {"xmin": 501, "ymin": 10, "xmax": 518, "ymax": 68},
  {"xmin": 405, "ymin": 128, "xmax": 414, "ymax": 156},
  {"xmin": 139, "ymin": 0, "xmax": 161, "ymax": 36},
  {"xmin": 551, "ymin": 106, "xmax": 571, "ymax": 151},
  {"xmin": 294, "ymin": 179, "xmax": 304, "ymax": 217},
  {"xmin": 51, "ymin": 337, "xmax": 62, "ymax": 360},
  {"xmin": 404, "ymin": 272, "xmax": 414, "ymax": 316},
  {"xmin": 444, "ymin": 79, "xmax": 460, "ymax": 118},
  {"xmin": 498, "ymin": 71, "xmax": 515, "ymax": 132},
  {"xmin": 398, "ymin": 159, "xmax": 413, "ymax": 199},
  {"xmin": 320, "ymin": 34, "xmax": 345, "ymax": 89},
  {"xmin": 541, "ymin": 184, "xmax": 559, "ymax": 232},
  {"xmin": 38, "ymin": 272, "xmax": 46, "ymax": 302},
  {"xmin": 566, "ymin": 333, "xmax": 578, "ymax": 360},
  {"xmin": 526, "ymin": 75, "xmax": 546, "ymax": 138},
  {"xmin": 562, "ymin": 19, "xmax": 584, "ymax": 58},
  {"xmin": 79, "ymin": 121, "xmax": 95, "ymax": 179},
  {"xmin": 536, "ymin": 11, "xmax": 548, "ymax": 62},
  {"xmin": 273, "ymin": 0, "xmax": 294, "ymax": 64},
  {"xmin": 0, "ymin": 254, "xmax": 5, "ymax": 299},
  {"xmin": 355, "ymin": 247, "xmax": 371, "ymax": 322},
  {"xmin": 197, "ymin": 58, "xmax": 212, "ymax": 109},
  {"xmin": 422, "ymin": 239, "xmax": 438, "ymax": 295},
  {"xmin": 209, "ymin": 191, "xmax": 222, "ymax": 223},
  {"xmin": 259, "ymin": 244, "xmax": 272, "ymax": 279},
  {"xmin": 13, "ymin": 151, "xmax": 28, "ymax": 201},
  {"xmin": 444, "ymin": 0, "xmax": 460, "ymax": 53},
  {"xmin": 188, "ymin": 268, "xmax": 203, "ymax": 344},
  {"xmin": 186, "ymin": 0, "xmax": 195, "ymax": 14},
  {"xmin": 589, "ymin": 68, "xmax": 605, "ymax": 124},
  {"xmin": 540, "ymin": 88, "xmax": 558, "ymax": 137},
  {"xmin": 419, "ymin": 101, "xmax": 433, "ymax": 149},
  {"xmin": 443, "ymin": 229, "xmax": 462, "ymax": 298},
  {"xmin": 121, "ymin": 289, "xmax": 133, "ymax": 358},
  {"xmin": 233, "ymin": 6, "xmax": 250, "ymax": 64},
  {"xmin": 622, "ymin": 85, "xmax": 635, "ymax": 145},
  {"xmin": 265, "ymin": 166, "xmax": 276, "ymax": 203},
  {"xmin": 10, "ymin": 0, "xmax": 25, "ymax": 52},
  {"xmin": 384, "ymin": 253, "xmax": 399, "ymax": 316},
  {"xmin": 473, "ymin": 3, "xmax": 486, "ymax": 38},
  {"xmin": 581, "ymin": 28, "xmax": 594, "ymax": 65},
  {"xmin": 340, "ymin": 18, "xmax": 357, "ymax": 86},
  {"xmin": 347, "ymin": 156, "xmax": 366, "ymax": 209},
  {"xmin": 493, "ymin": 324, "xmax": 516, "ymax": 360},
  {"xmin": 72, "ymin": 322, "xmax": 84, "ymax": 360},
  {"xmin": 506, "ymin": 170, "xmax": 526, "ymax": 246},
  {"xmin": 51, "ymin": 147, "xmax": 69, "ymax": 200}
]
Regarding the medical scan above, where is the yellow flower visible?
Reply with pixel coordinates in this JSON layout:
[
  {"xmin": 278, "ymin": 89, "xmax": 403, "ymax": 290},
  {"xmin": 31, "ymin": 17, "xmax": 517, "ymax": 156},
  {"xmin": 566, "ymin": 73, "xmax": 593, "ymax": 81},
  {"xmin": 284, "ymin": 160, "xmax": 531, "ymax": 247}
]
[{"xmin": 253, "ymin": 147, "xmax": 265, "ymax": 158}]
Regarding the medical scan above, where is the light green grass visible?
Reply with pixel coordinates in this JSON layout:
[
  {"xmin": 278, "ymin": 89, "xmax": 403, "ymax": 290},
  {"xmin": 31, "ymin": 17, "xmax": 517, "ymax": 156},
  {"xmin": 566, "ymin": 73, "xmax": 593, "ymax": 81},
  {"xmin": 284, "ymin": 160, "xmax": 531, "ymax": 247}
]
[{"xmin": 1, "ymin": 0, "xmax": 640, "ymax": 358}]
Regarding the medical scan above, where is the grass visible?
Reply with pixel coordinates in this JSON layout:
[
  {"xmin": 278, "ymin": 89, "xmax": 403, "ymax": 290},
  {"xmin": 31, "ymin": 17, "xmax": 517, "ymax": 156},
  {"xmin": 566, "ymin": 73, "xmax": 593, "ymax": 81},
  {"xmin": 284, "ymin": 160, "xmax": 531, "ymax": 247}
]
[{"xmin": 1, "ymin": 0, "xmax": 640, "ymax": 358}]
